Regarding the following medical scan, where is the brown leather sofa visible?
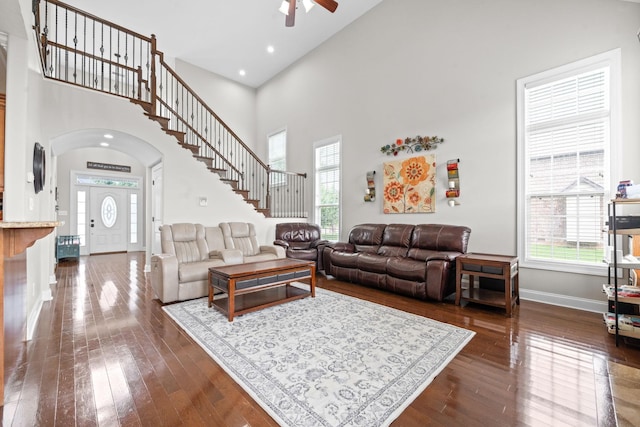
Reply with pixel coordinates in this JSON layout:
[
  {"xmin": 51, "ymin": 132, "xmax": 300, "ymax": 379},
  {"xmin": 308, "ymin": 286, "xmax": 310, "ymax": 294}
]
[
  {"xmin": 323, "ymin": 223, "xmax": 471, "ymax": 301},
  {"xmin": 274, "ymin": 222, "xmax": 328, "ymax": 268}
]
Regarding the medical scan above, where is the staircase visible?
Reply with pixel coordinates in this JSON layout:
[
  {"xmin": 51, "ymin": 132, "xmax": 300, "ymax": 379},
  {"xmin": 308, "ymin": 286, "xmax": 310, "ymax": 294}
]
[{"xmin": 32, "ymin": 0, "xmax": 306, "ymax": 218}]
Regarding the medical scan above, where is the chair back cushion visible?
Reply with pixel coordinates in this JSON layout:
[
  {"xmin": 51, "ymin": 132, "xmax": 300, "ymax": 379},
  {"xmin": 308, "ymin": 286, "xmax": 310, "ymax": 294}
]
[
  {"xmin": 409, "ymin": 224, "xmax": 471, "ymax": 253},
  {"xmin": 161, "ymin": 223, "xmax": 209, "ymax": 263},
  {"xmin": 220, "ymin": 222, "xmax": 261, "ymax": 256},
  {"xmin": 348, "ymin": 224, "xmax": 386, "ymax": 253},
  {"xmin": 378, "ymin": 224, "xmax": 414, "ymax": 257},
  {"xmin": 275, "ymin": 223, "xmax": 321, "ymax": 250}
]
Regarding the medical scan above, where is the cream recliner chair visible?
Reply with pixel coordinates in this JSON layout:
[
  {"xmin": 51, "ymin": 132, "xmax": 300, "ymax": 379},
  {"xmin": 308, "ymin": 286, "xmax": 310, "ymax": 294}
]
[
  {"xmin": 151, "ymin": 223, "xmax": 242, "ymax": 303},
  {"xmin": 219, "ymin": 222, "xmax": 285, "ymax": 262}
]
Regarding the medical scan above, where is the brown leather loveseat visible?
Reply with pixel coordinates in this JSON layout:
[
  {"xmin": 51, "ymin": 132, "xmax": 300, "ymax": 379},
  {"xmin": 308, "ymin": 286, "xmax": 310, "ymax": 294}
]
[{"xmin": 323, "ymin": 223, "xmax": 471, "ymax": 301}]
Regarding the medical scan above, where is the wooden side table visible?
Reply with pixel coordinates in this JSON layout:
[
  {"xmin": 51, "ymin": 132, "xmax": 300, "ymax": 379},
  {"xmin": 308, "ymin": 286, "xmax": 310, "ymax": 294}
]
[{"xmin": 455, "ymin": 253, "xmax": 519, "ymax": 317}]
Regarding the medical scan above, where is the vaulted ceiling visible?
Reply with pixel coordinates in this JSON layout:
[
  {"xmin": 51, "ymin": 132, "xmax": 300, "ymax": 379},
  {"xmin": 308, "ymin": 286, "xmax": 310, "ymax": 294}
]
[{"xmin": 64, "ymin": 0, "xmax": 384, "ymax": 88}]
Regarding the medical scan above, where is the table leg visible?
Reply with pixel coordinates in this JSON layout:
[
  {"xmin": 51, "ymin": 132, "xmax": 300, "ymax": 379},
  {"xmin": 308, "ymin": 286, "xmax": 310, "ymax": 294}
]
[
  {"xmin": 455, "ymin": 265, "xmax": 462, "ymax": 306},
  {"xmin": 504, "ymin": 266, "xmax": 512, "ymax": 317},
  {"xmin": 310, "ymin": 265, "xmax": 316, "ymax": 297},
  {"xmin": 208, "ymin": 285, "xmax": 213, "ymax": 308},
  {"xmin": 227, "ymin": 279, "xmax": 236, "ymax": 322}
]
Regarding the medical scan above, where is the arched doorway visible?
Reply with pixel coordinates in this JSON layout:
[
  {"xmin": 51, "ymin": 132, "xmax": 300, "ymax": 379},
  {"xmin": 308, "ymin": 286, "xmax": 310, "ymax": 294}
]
[{"xmin": 51, "ymin": 129, "xmax": 162, "ymax": 264}]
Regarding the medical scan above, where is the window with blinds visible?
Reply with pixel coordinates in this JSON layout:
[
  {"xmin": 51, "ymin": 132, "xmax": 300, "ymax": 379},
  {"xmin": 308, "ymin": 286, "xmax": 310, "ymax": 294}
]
[
  {"xmin": 314, "ymin": 139, "xmax": 341, "ymax": 241},
  {"xmin": 517, "ymin": 50, "xmax": 620, "ymax": 272}
]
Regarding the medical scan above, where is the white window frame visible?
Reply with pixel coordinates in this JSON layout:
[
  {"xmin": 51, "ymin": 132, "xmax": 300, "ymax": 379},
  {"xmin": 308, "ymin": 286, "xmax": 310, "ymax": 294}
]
[
  {"xmin": 268, "ymin": 128, "xmax": 287, "ymax": 187},
  {"xmin": 313, "ymin": 136, "xmax": 342, "ymax": 242},
  {"xmin": 516, "ymin": 49, "xmax": 621, "ymax": 275}
]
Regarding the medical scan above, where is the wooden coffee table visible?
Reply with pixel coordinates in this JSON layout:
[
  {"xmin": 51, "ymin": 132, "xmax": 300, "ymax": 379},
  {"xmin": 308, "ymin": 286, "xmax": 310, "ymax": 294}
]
[{"xmin": 208, "ymin": 258, "xmax": 316, "ymax": 321}]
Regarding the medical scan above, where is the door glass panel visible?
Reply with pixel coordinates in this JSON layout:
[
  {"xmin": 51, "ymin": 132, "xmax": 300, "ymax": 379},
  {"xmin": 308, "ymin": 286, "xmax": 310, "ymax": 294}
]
[{"xmin": 101, "ymin": 195, "xmax": 117, "ymax": 228}]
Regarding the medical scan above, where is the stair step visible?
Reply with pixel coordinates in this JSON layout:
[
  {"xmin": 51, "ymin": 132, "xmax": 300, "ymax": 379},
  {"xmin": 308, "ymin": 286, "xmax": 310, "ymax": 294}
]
[
  {"xmin": 165, "ymin": 129, "xmax": 186, "ymax": 144},
  {"xmin": 246, "ymin": 199, "xmax": 260, "ymax": 209},
  {"xmin": 221, "ymin": 179, "xmax": 239, "ymax": 190},
  {"xmin": 256, "ymin": 208, "xmax": 271, "ymax": 217},
  {"xmin": 209, "ymin": 167, "xmax": 227, "ymax": 177},
  {"xmin": 144, "ymin": 113, "xmax": 170, "ymax": 129},
  {"xmin": 194, "ymin": 155, "xmax": 213, "ymax": 167},
  {"xmin": 180, "ymin": 143, "xmax": 200, "ymax": 155},
  {"xmin": 130, "ymin": 98, "xmax": 153, "ymax": 113},
  {"xmin": 232, "ymin": 189, "xmax": 249, "ymax": 198}
]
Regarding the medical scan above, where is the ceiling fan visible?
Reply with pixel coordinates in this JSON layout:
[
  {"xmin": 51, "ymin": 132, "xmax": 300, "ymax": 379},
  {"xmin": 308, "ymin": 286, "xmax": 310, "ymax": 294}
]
[{"xmin": 280, "ymin": 0, "xmax": 339, "ymax": 27}]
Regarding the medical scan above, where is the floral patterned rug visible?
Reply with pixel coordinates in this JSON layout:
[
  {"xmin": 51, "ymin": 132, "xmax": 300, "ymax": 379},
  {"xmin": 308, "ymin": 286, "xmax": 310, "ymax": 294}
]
[{"xmin": 163, "ymin": 287, "xmax": 475, "ymax": 427}]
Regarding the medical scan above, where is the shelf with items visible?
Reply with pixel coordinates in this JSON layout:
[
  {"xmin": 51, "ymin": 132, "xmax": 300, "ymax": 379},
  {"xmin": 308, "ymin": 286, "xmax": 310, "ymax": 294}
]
[
  {"xmin": 603, "ymin": 283, "xmax": 640, "ymax": 304},
  {"xmin": 603, "ymin": 312, "xmax": 640, "ymax": 339},
  {"xmin": 606, "ymin": 198, "xmax": 640, "ymax": 346}
]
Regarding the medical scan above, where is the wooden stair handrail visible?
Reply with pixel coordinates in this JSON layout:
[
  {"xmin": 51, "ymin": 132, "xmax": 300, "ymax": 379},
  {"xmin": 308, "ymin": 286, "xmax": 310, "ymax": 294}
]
[
  {"xmin": 38, "ymin": 0, "xmax": 153, "ymax": 43},
  {"xmin": 155, "ymin": 98, "xmax": 243, "ymax": 178},
  {"xmin": 156, "ymin": 57, "xmax": 269, "ymax": 171}
]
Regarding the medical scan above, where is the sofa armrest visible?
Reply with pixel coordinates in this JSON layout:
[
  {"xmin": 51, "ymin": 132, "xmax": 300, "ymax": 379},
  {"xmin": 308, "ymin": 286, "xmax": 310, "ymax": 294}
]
[
  {"xmin": 260, "ymin": 245, "xmax": 286, "ymax": 258},
  {"xmin": 273, "ymin": 239, "xmax": 290, "ymax": 248},
  {"xmin": 325, "ymin": 241, "xmax": 354, "ymax": 252},
  {"xmin": 309, "ymin": 239, "xmax": 330, "ymax": 249},
  {"xmin": 150, "ymin": 254, "xmax": 179, "ymax": 303}
]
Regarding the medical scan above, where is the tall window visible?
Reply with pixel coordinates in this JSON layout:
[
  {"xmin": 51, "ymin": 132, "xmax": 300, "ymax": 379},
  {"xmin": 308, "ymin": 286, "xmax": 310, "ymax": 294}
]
[
  {"xmin": 130, "ymin": 193, "xmax": 138, "ymax": 244},
  {"xmin": 314, "ymin": 138, "xmax": 341, "ymax": 241},
  {"xmin": 268, "ymin": 129, "xmax": 286, "ymax": 186},
  {"xmin": 77, "ymin": 190, "xmax": 86, "ymax": 246},
  {"xmin": 517, "ymin": 49, "xmax": 620, "ymax": 273}
]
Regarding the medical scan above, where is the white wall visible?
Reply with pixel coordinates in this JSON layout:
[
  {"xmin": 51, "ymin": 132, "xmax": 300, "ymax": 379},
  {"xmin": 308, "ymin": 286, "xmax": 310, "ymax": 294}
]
[
  {"xmin": 175, "ymin": 59, "xmax": 258, "ymax": 150},
  {"xmin": 255, "ymin": 0, "xmax": 640, "ymax": 307}
]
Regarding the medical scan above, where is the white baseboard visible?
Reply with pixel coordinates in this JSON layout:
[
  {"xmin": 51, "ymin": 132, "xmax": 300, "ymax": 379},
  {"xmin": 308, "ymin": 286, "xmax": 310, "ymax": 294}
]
[
  {"xmin": 49, "ymin": 274, "xmax": 57, "ymax": 285},
  {"xmin": 520, "ymin": 289, "xmax": 608, "ymax": 313},
  {"xmin": 26, "ymin": 298, "xmax": 43, "ymax": 341}
]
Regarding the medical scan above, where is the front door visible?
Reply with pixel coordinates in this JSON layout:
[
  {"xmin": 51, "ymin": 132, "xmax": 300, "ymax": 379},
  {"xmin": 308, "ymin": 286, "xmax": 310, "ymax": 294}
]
[{"xmin": 89, "ymin": 187, "xmax": 128, "ymax": 254}]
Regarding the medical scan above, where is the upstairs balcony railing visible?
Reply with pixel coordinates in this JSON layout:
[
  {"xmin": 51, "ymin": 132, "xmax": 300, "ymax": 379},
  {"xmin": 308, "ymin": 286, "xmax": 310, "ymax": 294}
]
[{"xmin": 32, "ymin": 0, "xmax": 307, "ymax": 218}]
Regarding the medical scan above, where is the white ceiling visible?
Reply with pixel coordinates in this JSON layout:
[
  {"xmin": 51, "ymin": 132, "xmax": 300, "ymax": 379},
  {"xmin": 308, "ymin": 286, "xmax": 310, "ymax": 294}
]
[{"xmin": 65, "ymin": 0, "xmax": 383, "ymax": 88}]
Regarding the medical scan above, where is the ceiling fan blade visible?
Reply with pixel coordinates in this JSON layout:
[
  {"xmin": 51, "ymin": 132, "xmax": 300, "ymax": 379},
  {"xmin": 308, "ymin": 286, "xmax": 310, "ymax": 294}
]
[
  {"xmin": 286, "ymin": 0, "xmax": 296, "ymax": 27},
  {"xmin": 314, "ymin": 0, "xmax": 338, "ymax": 13}
]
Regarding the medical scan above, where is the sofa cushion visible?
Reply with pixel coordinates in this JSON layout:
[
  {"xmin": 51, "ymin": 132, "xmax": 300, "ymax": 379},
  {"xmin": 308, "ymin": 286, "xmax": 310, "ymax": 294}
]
[
  {"xmin": 410, "ymin": 224, "xmax": 471, "ymax": 253},
  {"xmin": 386, "ymin": 276, "xmax": 427, "ymax": 300},
  {"xmin": 178, "ymin": 258, "xmax": 226, "ymax": 282},
  {"xmin": 284, "ymin": 248, "xmax": 317, "ymax": 260},
  {"xmin": 205, "ymin": 226, "xmax": 226, "ymax": 252},
  {"xmin": 245, "ymin": 252, "xmax": 281, "ymax": 263},
  {"xmin": 386, "ymin": 257, "xmax": 426, "ymax": 281},
  {"xmin": 330, "ymin": 251, "xmax": 360, "ymax": 268},
  {"xmin": 275, "ymin": 222, "xmax": 322, "ymax": 245},
  {"xmin": 356, "ymin": 253, "xmax": 389, "ymax": 274},
  {"xmin": 166, "ymin": 223, "xmax": 209, "ymax": 263},
  {"xmin": 349, "ymin": 223, "xmax": 385, "ymax": 253},
  {"xmin": 220, "ymin": 222, "xmax": 261, "ymax": 256},
  {"xmin": 407, "ymin": 249, "xmax": 461, "ymax": 262},
  {"xmin": 378, "ymin": 224, "xmax": 413, "ymax": 257}
]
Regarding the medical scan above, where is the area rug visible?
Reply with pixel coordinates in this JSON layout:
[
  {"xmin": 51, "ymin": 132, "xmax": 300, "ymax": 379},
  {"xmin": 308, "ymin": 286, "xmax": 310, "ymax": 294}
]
[
  {"xmin": 163, "ymin": 287, "xmax": 475, "ymax": 427},
  {"xmin": 608, "ymin": 361, "xmax": 640, "ymax": 427}
]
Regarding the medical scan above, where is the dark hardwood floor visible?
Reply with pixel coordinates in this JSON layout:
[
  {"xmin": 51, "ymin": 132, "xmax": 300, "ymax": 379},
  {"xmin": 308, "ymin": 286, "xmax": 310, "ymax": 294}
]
[{"xmin": 3, "ymin": 252, "xmax": 640, "ymax": 426}]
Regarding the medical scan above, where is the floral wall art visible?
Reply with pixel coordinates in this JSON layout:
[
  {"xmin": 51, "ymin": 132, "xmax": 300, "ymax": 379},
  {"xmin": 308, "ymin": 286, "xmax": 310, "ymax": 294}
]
[{"xmin": 383, "ymin": 155, "xmax": 436, "ymax": 214}]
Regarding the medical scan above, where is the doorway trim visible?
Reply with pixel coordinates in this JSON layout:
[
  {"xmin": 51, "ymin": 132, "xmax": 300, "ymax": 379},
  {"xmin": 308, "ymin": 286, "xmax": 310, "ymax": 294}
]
[{"xmin": 70, "ymin": 170, "xmax": 143, "ymax": 255}]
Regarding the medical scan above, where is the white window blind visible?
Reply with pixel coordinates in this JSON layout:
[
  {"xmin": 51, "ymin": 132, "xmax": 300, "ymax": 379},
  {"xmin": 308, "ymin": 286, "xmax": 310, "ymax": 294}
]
[{"xmin": 518, "ymin": 50, "xmax": 620, "ymax": 273}]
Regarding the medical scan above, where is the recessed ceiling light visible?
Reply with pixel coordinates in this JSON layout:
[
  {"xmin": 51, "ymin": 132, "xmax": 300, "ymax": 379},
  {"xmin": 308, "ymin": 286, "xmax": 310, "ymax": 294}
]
[
  {"xmin": 103, "ymin": 133, "xmax": 114, "ymax": 139},
  {"xmin": 100, "ymin": 142, "xmax": 110, "ymax": 147},
  {"xmin": 239, "ymin": 69, "xmax": 246, "ymax": 76},
  {"xmin": 267, "ymin": 45, "xmax": 275, "ymax": 54}
]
